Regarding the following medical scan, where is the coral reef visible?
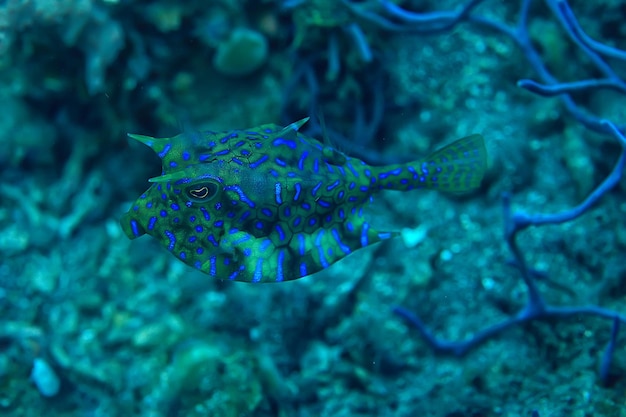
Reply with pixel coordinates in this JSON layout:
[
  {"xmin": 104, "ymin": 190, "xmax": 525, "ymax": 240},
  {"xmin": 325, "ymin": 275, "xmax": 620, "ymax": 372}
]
[{"xmin": 1, "ymin": 0, "xmax": 625, "ymax": 416}]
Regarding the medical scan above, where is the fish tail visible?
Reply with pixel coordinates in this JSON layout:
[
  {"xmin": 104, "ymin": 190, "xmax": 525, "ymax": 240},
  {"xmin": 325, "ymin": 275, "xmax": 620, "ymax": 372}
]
[{"xmin": 372, "ymin": 134, "xmax": 487, "ymax": 193}]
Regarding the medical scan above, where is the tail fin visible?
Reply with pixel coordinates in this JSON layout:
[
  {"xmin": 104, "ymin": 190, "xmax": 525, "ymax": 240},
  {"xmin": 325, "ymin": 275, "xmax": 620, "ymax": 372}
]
[
  {"xmin": 373, "ymin": 134, "xmax": 487, "ymax": 193},
  {"xmin": 421, "ymin": 134, "xmax": 487, "ymax": 192}
]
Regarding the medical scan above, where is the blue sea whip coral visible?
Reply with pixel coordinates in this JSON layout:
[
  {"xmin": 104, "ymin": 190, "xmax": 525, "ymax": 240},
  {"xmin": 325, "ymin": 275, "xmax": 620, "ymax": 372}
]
[{"xmin": 345, "ymin": 0, "xmax": 626, "ymax": 382}]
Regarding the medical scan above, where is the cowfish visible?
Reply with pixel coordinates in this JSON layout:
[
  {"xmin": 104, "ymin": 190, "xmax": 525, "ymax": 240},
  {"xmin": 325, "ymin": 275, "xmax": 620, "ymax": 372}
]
[{"xmin": 121, "ymin": 118, "xmax": 487, "ymax": 283}]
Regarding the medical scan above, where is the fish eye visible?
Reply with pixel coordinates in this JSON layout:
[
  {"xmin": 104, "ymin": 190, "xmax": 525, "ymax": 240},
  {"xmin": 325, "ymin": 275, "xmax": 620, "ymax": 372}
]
[{"xmin": 185, "ymin": 181, "xmax": 220, "ymax": 203}]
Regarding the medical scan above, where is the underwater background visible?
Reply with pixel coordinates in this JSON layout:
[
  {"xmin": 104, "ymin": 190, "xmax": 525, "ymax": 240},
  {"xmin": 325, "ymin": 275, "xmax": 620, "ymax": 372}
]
[{"xmin": 1, "ymin": 0, "xmax": 626, "ymax": 416}]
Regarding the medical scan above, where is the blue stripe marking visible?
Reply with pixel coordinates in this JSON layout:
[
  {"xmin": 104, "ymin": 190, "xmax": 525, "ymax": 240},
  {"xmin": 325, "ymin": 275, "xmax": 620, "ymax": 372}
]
[
  {"xmin": 240, "ymin": 210, "xmax": 251, "ymax": 221},
  {"xmin": 200, "ymin": 207, "xmax": 211, "ymax": 221},
  {"xmin": 260, "ymin": 239, "xmax": 272, "ymax": 252},
  {"xmin": 215, "ymin": 149, "xmax": 230, "ymax": 156},
  {"xmin": 148, "ymin": 216, "xmax": 157, "ymax": 230},
  {"xmin": 208, "ymin": 235, "xmax": 218, "ymax": 246},
  {"xmin": 275, "ymin": 183, "xmax": 283, "ymax": 204},
  {"xmin": 229, "ymin": 270, "xmax": 239, "ymax": 280},
  {"xmin": 250, "ymin": 154, "xmax": 269, "ymax": 168},
  {"xmin": 198, "ymin": 154, "xmax": 211, "ymax": 162},
  {"xmin": 231, "ymin": 157, "xmax": 243, "ymax": 165},
  {"xmin": 300, "ymin": 262, "xmax": 307, "ymax": 277},
  {"xmin": 294, "ymin": 183, "xmax": 302, "ymax": 201},
  {"xmin": 165, "ymin": 230, "xmax": 176, "ymax": 251},
  {"xmin": 301, "ymin": 203, "xmax": 311, "ymax": 210},
  {"xmin": 361, "ymin": 222, "xmax": 369, "ymax": 247},
  {"xmin": 312, "ymin": 182, "xmax": 322, "ymax": 196},
  {"xmin": 253, "ymin": 258, "xmax": 264, "ymax": 282},
  {"xmin": 326, "ymin": 163, "xmax": 334, "ymax": 172},
  {"xmin": 313, "ymin": 159, "xmax": 319, "ymax": 173},
  {"xmin": 378, "ymin": 232, "xmax": 392, "ymax": 239},
  {"xmin": 276, "ymin": 224, "xmax": 285, "ymax": 241},
  {"xmin": 231, "ymin": 234, "xmax": 251, "ymax": 245},
  {"xmin": 262, "ymin": 208, "xmax": 273, "ymax": 217},
  {"xmin": 332, "ymin": 228, "xmax": 351, "ymax": 254},
  {"xmin": 346, "ymin": 162, "xmax": 359, "ymax": 177},
  {"xmin": 224, "ymin": 185, "xmax": 256, "ymax": 208},
  {"xmin": 209, "ymin": 256, "xmax": 217, "ymax": 275},
  {"xmin": 158, "ymin": 143, "xmax": 171, "ymax": 159},
  {"xmin": 272, "ymin": 138, "xmax": 297, "ymax": 148},
  {"xmin": 275, "ymin": 158, "xmax": 287, "ymax": 167},
  {"xmin": 170, "ymin": 203, "xmax": 180, "ymax": 211},
  {"xmin": 276, "ymin": 250, "xmax": 285, "ymax": 282},
  {"xmin": 326, "ymin": 180, "xmax": 340, "ymax": 191},
  {"xmin": 315, "ymin": 230, "xmax": 329, "ymax": 268},
  {"xmin": 130, "ymin": 220, "xmax": 140, "ymax": 237},
  {"xmin": 298, "ymin": 234, "xmax": 306, "ymax": 256},
  {"xmin": 317, "ymin": 200, "xmax": 331, "ymax": 208},
  {"xmin": 298, "ymin": 151, "xmax": 308, "ymax": 170}
]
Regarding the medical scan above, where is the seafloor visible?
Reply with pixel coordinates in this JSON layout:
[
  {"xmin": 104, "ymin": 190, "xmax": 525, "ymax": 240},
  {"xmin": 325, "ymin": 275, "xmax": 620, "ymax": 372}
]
[{"xmin": 1, "ymin": 0, "xmax": 625, "ymax": 416}]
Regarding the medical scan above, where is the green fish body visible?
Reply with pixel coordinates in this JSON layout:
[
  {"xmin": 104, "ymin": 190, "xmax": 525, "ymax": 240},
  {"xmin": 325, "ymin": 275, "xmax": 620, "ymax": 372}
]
[{"xmin": 121, "ymin": 118, "xmax": 487, "ymax": 282}]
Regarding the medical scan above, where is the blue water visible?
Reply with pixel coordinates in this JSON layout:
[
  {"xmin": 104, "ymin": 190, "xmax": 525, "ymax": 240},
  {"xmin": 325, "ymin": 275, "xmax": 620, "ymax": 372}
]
[{"xmin": 1, "ymin": 1, "xmax": 625, "ymax": 416}]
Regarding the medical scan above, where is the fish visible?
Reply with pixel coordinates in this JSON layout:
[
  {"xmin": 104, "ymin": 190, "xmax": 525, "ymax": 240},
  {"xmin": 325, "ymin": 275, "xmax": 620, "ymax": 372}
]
[{"xmin": 120, "ymin": 118, "xmax": 487, "ymax": 283}]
